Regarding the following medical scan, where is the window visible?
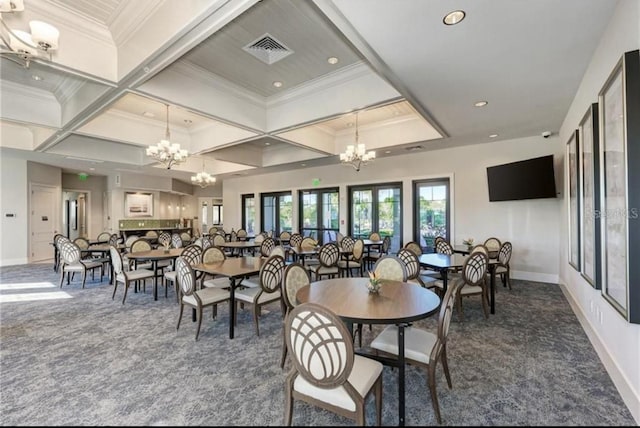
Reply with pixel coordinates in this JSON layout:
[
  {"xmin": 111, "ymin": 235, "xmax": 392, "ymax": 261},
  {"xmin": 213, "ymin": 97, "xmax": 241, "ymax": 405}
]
[
  {"xmin": 212, "ymin": 204, "xmax": 223, "ymax": 225},
  {"xmin": 414, "ymin": 178, "xmax": 450, "ymax": 252},
  {"xmin": 261, "ymin": 192, "xmax": 292, "ymax": 236},
  {"xmin": 242, "ymin": 194, "xmax": 255, "ymax": 235},
  {"xmin": 349, "ymin": 182, "xmax": 402, "ymax": 253},
  {"xmin": 299, "ymin": 187, "xmax": 339, "ymax": 243},
  {"xmin": 200, "ymin": 198, "xmax": 223, "ymax": 234},
  {"xmin": 201, "ymin": 200, "xmax": 208, "ymax": 234}
]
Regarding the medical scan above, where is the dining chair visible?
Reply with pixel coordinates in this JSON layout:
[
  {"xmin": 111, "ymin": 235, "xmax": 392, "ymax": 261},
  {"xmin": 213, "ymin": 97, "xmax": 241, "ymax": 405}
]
[
  {"xmin": 96, "ymin": 231, "xmax": 111, "ymax": 243},
  {"xmin": 270, "ymin": 245, "xmax": 286, "ymax": 259},
  {"xmin": 208, "ymin": 226, "xmax": 218, "ymax": 235},
  {"xmin": 73, "ymin": 237, "xmax": 90, "ymax": 251},
  {"xmin": 164, "ymin": 244, "xmax": 202, "ymax": 300},
  {"xmin": 236, "ymin": 228, "xmax": 247, "ymax": 240},
  {"xmin": 279, "ymin": 262, "xmax": 311, "ymax": 369},
  {"xmin": 456, "ymin": 251, "xmax": 490, "ymax": 321},
  {"xmin": 260, "ymin": 237, "xmax": 277, "ymax": 258},
  {"xmin": 171, "ymin": 233, "xmax": 184, "ymax": 249},
  {"xmin": 307, "ymin": 242, "xmax": 340, "ymax": 281},
  {"xmin": 59, "ymin": 241, "xmax": 103, "ymax": 289},
  {"xmin": 145, "ymin": 230, "xmax": 159, "ymax": 240},
  {"xmin": 284, "ymin": 302, "xmax": 383, "ymax": 426},
  {"xmin": 368, "ymin": 231, "xmax": 381, "ymax": 242},
  {"xmin": 289, "ymin": 233, "xmax": 303, "ymax": 248},
  {"xmin": 435, "ymin": 240, "xmax": 454, "ymax": 255},
  {"xmin": 483, "ymin": 237, "xmax": 502, "ymax": 259},
  {"xmin": 495, "ymin": 241, "xmax": 513, "ymax": 289},
  {"xmin": 201, "ymin": 246, "xmax": 231, "ymax": 289},
  {"xmin": 180, "ymin": 232, "xmax": 192, "ymax": 245},
  {"xmin": 337, "ymin": 238, "xmax": 364, "ymax": 277},
  {"xmin": 397, "ymin": 248, "xmax": 438, "ymax": 290},
  {"xmin": 129, "ymin": 238, "xmax": 154, "ymax": 272},
  {"xmin": 158, "ymin": 232, "xmax": 171, "ymax": 248},
  {"xmin": 233, "ymin": 254, "xmax": 286, "ymax": 336},
  {"xmin": 175, "ymin": 256, "xmax": 231, "ymax": 341},
  {"xmin": 364, "ymin": 235, "xmax": 390, "ymax": 270},
  {"xmin": 369, "ymin": 280, "xmax": 462, "ymax": 425},
  {"xmin": 53, "ymin": 234, "xmax": 68, "ymax": 272},
  {"xmin": 110, "ymin": 245, "xmax": 155, "ymax": 304}
]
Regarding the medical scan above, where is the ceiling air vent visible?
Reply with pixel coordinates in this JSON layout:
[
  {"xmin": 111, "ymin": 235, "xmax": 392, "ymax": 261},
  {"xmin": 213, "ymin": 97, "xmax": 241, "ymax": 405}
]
[
  {"xmin": 243, "ymin": 33, "xmax": 293, "ymax": 65},
  {"xmin": 405, "ymin": 145, "xmax": 424, "ymax": 151}
]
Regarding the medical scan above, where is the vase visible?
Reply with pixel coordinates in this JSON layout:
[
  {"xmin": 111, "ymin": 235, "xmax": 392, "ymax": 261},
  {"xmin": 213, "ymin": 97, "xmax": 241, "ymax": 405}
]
[{"xmin": 367, "ymin": 281, "xmax": 381, "ymax": 294}]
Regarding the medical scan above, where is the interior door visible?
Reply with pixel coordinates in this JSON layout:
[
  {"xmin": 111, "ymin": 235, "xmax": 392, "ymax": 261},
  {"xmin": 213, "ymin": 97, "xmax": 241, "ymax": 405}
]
[{"xmin": 31, "ymin": 184, "xmax": 57, "ymax": 262}]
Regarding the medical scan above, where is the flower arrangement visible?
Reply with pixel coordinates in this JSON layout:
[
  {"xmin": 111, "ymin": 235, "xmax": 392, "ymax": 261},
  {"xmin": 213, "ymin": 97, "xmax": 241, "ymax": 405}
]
[
  {"xmin": 367, "ymin": 271, "xmax": 382, "ymax": 294},
  {"xmin": 462, "ymin": 238, "xmax": 474, "ymax": 246},
  {"xmin": 163, "ymin": 241, "xmax": 171, "ymax": 253}
]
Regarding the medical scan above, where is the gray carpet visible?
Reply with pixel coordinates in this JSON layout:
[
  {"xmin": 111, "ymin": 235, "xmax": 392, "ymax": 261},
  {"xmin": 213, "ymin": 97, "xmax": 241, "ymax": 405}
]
[{"xmin": 0, "ymin": 263, "xmax": 635, "ymax": 426}]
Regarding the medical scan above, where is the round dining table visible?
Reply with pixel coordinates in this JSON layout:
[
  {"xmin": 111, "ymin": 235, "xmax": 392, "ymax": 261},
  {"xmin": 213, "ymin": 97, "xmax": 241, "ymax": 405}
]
[
  {"xmin": 126, "ymin": 248, "xmax": 183, "ymax": 300},
  {"xmin": 296, "ymin": 277, "xmax": 440, "ymax": 426}
]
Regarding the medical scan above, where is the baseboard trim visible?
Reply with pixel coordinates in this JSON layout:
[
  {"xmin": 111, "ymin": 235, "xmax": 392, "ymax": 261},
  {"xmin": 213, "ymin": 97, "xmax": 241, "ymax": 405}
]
[
  {"xmin": 511, "ymin": 270, "xmax": 559, "ymax": 284},
  {"xmin": 0, "ymin": 257, "xmax": 29, "ymax": 267},
  {"xmin": 559, "ymin": 282, "xmax": 640, "ymax": 424}
]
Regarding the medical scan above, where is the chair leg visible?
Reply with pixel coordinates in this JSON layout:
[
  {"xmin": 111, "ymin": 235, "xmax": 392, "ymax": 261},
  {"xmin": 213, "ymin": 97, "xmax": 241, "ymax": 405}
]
[
  {"xmin": 195, "ymin": 306, "xmax": 203, "ymax": 341},
  {"xmin": 284, "ymin": 380, "xmax": 294, "ymax": 426},
  {"xmin": 481, "ymin": 289, "xmax": 489, "ymax": 319},
  {"xmin": 457, "ymin": 294, "xmax": 464, "ymax": 322},
  {"xmin": 176, "ymin": 304, "xmax": 184, "ymax": 330},
  {"xmin": 112, "ymin": 281, "xmax": 118, "ymax": 300},
  {"xmin": 253, "ymin": 304, "xmax": 260, "ymax": 336},
  {"xmin": 375, "ymin": 376, "xmax": 382, "ymax": 426},
  {"xmin": 122, "ymin": 282, "xmax": 130, "ymax": 304},
  {"xmin": 280, "ymin": 328, "xmax": 288, "ymax": 369},
  {"xmin": 441, "ymin": 345, "xmax": 453, "ymax": 388},
  {"xmin": 81, "ymin": 270, "xmax": 87, "ymax": 289},
  {"xmin": 427, "ymin": 364, "xmax": 443, "ymax": 425},
  {"xmin": 59, "ymin": 269, "xmax": 65, "ymax": 288}
]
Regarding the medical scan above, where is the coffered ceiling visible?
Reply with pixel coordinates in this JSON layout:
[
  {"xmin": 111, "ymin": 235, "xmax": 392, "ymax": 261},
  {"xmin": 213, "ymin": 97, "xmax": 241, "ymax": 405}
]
[{"xmin": 0, "ymin": 0, "xmax": 619, "ymax": 186}]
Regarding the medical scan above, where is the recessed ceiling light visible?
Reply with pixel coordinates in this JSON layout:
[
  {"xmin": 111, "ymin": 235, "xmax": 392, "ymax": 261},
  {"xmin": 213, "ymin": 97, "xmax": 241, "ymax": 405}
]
[
  {"xmin": 142, "ymin": 111, "xmax": 155, "ymax": 118},
  {"xmin": 273, "ymin": 81, "xmax": 283, "ymax": 88},
  {"xmin": 474, "ymin": 101, "xmax": 488, "ymax": 107},
  {"xmin": 89, "ymin": 167, "xmax": 95, "ymax": 171},
  {"xmin": 327, "ymin": 57, "xmax": 339, "ymax": 65},
  {"xmin": 443, "ymin": 10, "xmax": 465, "ymax": 25},
  {"xmin": 489, "ymin": 134, "xmax": 499, "ymax": 138},
  {"xmin": 265, "ymin": 142, "xmax": 271, "ymax": 146},
  {"xmin": 385, "ymin": 150, "xmax": 391, "ymax": 154},
  {"xmin": 301, "ymin": 163, "xmax": 306, "ymax": 167},
  {"xmin": 31, "ymin": 74, "xmax": 43, "ymax": 81}
]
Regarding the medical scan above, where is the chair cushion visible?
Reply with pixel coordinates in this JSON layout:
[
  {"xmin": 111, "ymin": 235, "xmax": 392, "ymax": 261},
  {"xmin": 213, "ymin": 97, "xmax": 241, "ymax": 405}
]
[
  {"xmin": 370, "ymin": 325, "xmax": 436, "ymax": 365},
  {"xmin": 460, "ymin": 284, "xmax": 483, "ymax": 295},
  {"xmin": 495, "ymin": 266, "xmax": 508, "ymax": 274},
  {"xmin": 80, "ymin": 260, "xmax": 102, "ymax": 269},
  {"xmin": 293, "ymin": 354, "xmax": 382, "ymax": 412},
  {"xmin": 164, "ymin": 271, "xmax": 177, "ymax": 282},
  {"xmin": 121, "ymin": 269, "xmax": 155, "ymax": 281},
  {"xmin": 311, "ymin": 266, "xmax": 339, "ymax": 276},
  {"xmin": 239, "ymin": 278, "xmax": 260, "ymax": 288},
  {"xmin": 234, "ymin": 287, "xmax": 281, "ymax": 304},
  {"xmin": 183, "ymin": 287, "xmax": 230, "ymax": 307},
  {"xmin": 202, "ymin": 277, "xmax": 230, "ymax": 289}
]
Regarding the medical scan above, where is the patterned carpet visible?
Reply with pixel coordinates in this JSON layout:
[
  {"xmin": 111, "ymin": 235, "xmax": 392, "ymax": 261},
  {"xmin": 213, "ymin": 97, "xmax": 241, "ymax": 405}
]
[{"xmin": 0, "ymin": 263, "xmax": 635, "ymax": 426}]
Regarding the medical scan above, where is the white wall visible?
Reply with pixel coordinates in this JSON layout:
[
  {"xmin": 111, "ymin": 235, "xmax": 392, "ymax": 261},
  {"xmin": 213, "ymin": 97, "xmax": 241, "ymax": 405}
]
[
  {"xmin": 223, "ymin": 134, "xmax": 563, "ymax": 282},
  {"xmin": 558, "ymin": 0, "xmax": 640, "ymax": 422},
  {"xmin": 0, "ymin": 154, "xmax": 28, "ymax": 266}
]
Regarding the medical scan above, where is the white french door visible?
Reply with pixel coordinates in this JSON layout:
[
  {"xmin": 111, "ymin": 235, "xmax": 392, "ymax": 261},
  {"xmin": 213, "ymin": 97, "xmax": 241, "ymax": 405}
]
[{"xmin": 30, "ymin": 184, "xmax": 58, "ymax": 262}]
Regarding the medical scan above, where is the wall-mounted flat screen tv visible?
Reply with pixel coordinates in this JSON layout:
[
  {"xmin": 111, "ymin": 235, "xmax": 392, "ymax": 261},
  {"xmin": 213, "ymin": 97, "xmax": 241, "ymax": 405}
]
[{"xmin": 486, "ymin": 155, "xmax": 557, "ymax": 202}]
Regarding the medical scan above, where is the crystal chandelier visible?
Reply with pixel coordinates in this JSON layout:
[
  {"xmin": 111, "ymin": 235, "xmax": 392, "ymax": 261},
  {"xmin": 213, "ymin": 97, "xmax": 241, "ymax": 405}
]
[
  {"xmin": 191, "ymin": 157, "xmax": 216, "ymax": 188},
  {"xmin": 339, "ymin": 112, "xmax": 375, "ymax": 171},
  {"xmin": 145, "ymin": 104, "xmax": 188, "ymax": 169},
  {"xmin": 0, "ymin": 0, "xmax": 60, "ymax": 69}
]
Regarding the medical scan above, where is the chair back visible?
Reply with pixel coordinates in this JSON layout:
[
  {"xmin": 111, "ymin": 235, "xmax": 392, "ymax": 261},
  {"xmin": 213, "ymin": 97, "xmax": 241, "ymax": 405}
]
[
  {"xmin": 335, "ymin": 231, "xmax": 344, "ymax": 245},
  {"xmin": 282, "ymin": 262, "xmax": 310, "ymax": 311},
  {"xmin": 181, "ymin": 244, "xmax": 203, "ymax": 266},
  {"xmin": 171, "ymin": 233, "xmax": 183, "ymax": 249},
  {"xmin": 158, "ymin": 232, "xmax": 171, "ymax": 247},
  {"xmin": 462, "ymin": 252, "xmax": 489, "ymax": 286},
  {"xmin": 236, "ymin": 228, "xmax": 247, "ymax": 239},
  {"xmin": 193, "ymin": 237, "xmax": 203, "ymax": 248},
  {"xmin": 259, "ymin": 255, "xmax": 286, "ymax": 294},
  {"xmin": 180, "ymin": 232, "xmax": 191, "ymax": 244},
  {"xmin": 373, "ymin": 255, "xmax": 407, "ymax": 282},
  {"xmin": 484, "ymin": 237, "xmax": 502, "ymax": 253},
  {"xmin": 434, "ymin": 236, "xmax": 446, "ymax": 246},
  {"xmin": 279, "ymin": 231, "xmax": 291, "ymax": 241},
  {"xmin": 396, "ymin": 248, "xmax": 420, "ymax": 280},
  {"xmin": 300, "ymin": 237, "xmax": 318, "ymax": 251},
  {"xmin": 108, "ymin": 234, "xmax": 119, "ymax": 247},
  {"xmin": 435, "ymin": 240, "xmax": 453, "ymax": 255},
  {"xmin": 285, "ymin": 303, "xmax": 354, "ymax": 389},
  {"xmin": 110, "ymin": 245, "xmax": 124, "ymax": 275},
  {"xmin": 176, "ymin": 257, "xmax": 197, "ymax": 298},
  {"xmin": 351, "ymin": 239, "xmax": 365, "ymax": 262},
  {"xmin": 130, "ymin": 238, "xmax": 151, "ymax": 253},
  {"xmin": 432, "ymin": 280, "xmax": 463, "ymax": 362},
  {"xmin": 208, "ymin": 226, "xmax": 218, "ymax": 235},
  {"xmin": 270, "ymin": 245, "xmax": 286, "ymax": 258},
  {"xmin": 202, "ymin": 246, "xmax": 226, "ymax": 264},
  {"xmin": 145, "ymin": 230, "xmax": 158, "ymax": 239},
  {"xmin": 73, "ymin": 237, "xmax": 90, "ymax": 250},
  {"xmin": 254, "ymin": 233, "xmax": 265, "ymax": 244},
  {"xmin": 260, "ymin": 237, "xmax": 277, "ymax": 257},
  {"xmin": 340, "ymin": 235, "xmax": 355, "ymax": 252},
  {"xmin": 213, "ymin": 233, "xmax": 226, "ymax": 247},
  {"xmin": 380, "ymin": 236, "xmax": 391, "ymax": 254},
  {"xmin": 125, "ymin": 235, "xmax": 139, "ymax": 249},
  {"xmin": 498, "ymin": 241, "xmax": 513, "ymax": 265},
  {"xmin": 404, "ymin": 241, "xmax": 422, "ymax": 256},
  {"xmin": 470, "ymin": 244, "xmax": 489, "ymax": 257},
  {"xmin": 97, "ymin": 232, "xmax": 111, "ymax": 242},
  {"xmin": 60, "ymin": 241, "xmax": 81, "ymax": 264},
  {"xmin": 317, "ymin": 242, "xmax": 340, "ymax": 267},
  {"xmin": 289, "ymin": 233, "xmax": 303, "ymax": 247},
  {"xmin": 230, "ymin": 230, "xmax": 237, "ymax": 242},
  {"xmin": 53, "ymin": 233, "xmax": 65, "ymax": 246},
  {"xmin": 368, "ymin": 232, "xmax": 381, "ymax": 241},
  {"xmin": 201, "ymin": 236, "xmax": 213, "ymax": 250}
]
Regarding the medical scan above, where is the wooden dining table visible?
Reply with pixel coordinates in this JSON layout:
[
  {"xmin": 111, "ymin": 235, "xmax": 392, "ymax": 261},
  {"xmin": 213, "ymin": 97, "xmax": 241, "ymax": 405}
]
[
  {"xmin": 193, "ymin": 256, "xmax": 268, "ymax": 339},
  {"xmin": 126, "ymin": 248, "xmax": 183, "ymax": 300},
  {"xmin": 217, "ymin": 241, "xmax": 261, "ymax": 257},
  {"xmin": 297, "ymin": 277, "xmax": 440, "ymax": 426}
]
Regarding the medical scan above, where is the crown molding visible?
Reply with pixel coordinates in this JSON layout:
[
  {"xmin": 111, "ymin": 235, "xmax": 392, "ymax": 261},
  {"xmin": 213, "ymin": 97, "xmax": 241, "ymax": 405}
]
[
  {"xmin": 1, "ymin": 80, "xmax": 58, "ymax": 104},
  {"xmin": 53, "ymin": 78, "xmax": 85, "ymax": 105},
  {"xmin": 171, "ymin": 60, "xmax": 266, "ymax": 108},
  {"xmin": 265, "ymin": 61, "xmax": 372, "ymax": 108},
  {"xmin": 109, "ymin": 0, "xmax": 166, "ymax": 46}
]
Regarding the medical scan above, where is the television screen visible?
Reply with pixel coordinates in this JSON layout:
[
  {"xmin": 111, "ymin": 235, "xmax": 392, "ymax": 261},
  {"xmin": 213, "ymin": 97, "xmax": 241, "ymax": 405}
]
[{"xmin": 486, "ymin": 155, "xmax": 557, "ymax": 202}]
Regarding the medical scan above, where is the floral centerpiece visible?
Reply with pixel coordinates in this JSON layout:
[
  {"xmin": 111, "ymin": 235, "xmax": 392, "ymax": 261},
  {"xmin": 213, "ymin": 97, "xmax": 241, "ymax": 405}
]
[
  {"xmin": 163, "ymin": 241, "xmax": 171, "ymax": 253},
  {"xmin": 462, "ymin": 238, "xmax": 474, "ymax": 247},
  {"xmin": 367, "ymin": 271, "xmax": 382, "ymax": 294}
]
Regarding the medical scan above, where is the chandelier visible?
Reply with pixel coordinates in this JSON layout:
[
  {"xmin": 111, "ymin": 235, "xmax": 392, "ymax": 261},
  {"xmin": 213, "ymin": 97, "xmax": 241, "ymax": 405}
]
[
  {"xmin": 339, "ymin": 112, "xmax": 375, "ymax": 171},
  {"xmin": 145, "ymin": 103, "xmax": 188, "ymax": 169},
  {"xmin": 190, "ymin": 158, "xmax": 216, "ymax": 188},
  {"xmin": 0, "ymin": 0, "xmax": 60, "ymax": 68}
]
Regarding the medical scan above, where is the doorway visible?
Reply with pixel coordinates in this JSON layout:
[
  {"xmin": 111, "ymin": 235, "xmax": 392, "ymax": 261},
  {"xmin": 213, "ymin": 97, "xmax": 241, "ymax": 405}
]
[
  {"xmin": 30, "ymin": 184, "xmax": 58, "ymax": 262},
  {"xmin": 63, "ymin": 191, "xmax": 89, "ymax": 240}
]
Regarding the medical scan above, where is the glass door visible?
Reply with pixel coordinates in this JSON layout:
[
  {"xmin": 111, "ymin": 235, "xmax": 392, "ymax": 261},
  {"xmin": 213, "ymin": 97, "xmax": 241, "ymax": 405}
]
[
  {"xmin": 299, "ymin": 187, "xmax": 339, "ymax": 243},
  {"xmin": 261, "ymin": 192, "xmax": 292, "ymax": 237},
  {"xmin": 414, "ymin": 178, "xmax": 450, "ymax": 252},
  {"xmin": 349, "ymin": 183, "xmax": 402, "ymax": 253}
]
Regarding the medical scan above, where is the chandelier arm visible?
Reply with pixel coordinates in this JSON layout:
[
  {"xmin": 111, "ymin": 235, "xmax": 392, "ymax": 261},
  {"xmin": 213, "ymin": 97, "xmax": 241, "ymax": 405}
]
[
  {"xmin": 0, "ymin": 17, "xmax": 39, "ymax": 51},
  {"xmin": 0, "ymin": 51, "xmax": 29, "ymax": 67}
]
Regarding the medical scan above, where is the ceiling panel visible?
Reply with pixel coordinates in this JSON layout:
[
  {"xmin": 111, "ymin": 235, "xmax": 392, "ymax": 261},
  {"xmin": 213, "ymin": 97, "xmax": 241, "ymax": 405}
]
[
  {"xmin": 179, "ymin": 0, "xmax": 364, "ymax": 97},
  {"xmin": 0, "ymin": 59, "xmax": 87, "ymax": 98},
  {"xmin": 46, "ymin": 0, "xmax": 125, "ymax": 25}
]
